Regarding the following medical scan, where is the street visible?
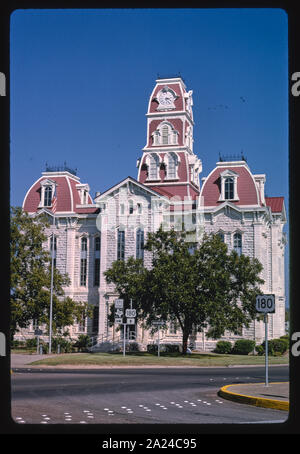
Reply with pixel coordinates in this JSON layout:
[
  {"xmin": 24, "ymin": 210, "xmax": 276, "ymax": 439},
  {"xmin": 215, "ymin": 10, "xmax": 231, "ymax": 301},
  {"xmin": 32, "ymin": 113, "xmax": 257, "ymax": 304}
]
[{"xmin": 11, "ymin": 365, "xmax": 289, "ymax": 425}]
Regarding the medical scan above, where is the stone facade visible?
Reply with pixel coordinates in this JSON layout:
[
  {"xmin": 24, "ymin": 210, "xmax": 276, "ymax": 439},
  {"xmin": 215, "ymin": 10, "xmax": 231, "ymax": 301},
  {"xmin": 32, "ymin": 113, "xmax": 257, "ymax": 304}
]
[{"xmin": 20, "ymin": 77, "xmax": 287, "ymax": 351}]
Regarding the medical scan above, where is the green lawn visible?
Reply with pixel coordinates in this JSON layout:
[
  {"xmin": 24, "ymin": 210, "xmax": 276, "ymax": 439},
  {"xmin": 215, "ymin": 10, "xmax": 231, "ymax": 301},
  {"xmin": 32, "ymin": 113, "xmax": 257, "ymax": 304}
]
[{"xmin": 29, "ymin": 351, "xmax": 289, "ymax": 367}]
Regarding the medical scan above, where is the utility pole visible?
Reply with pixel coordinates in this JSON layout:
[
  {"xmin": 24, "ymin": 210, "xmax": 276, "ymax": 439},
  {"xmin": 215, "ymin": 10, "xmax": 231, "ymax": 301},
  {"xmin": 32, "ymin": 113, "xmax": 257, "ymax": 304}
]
[{"xmin": 48, "ymin": 190, "xmax": 57, "ymax": 354}]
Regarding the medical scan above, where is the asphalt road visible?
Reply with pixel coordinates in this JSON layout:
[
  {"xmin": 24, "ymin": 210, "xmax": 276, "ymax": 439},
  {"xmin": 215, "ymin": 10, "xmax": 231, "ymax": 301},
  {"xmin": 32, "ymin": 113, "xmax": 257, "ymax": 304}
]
[{"xmin": 11, "ymin": 365, "xmax": 289, "ymax": 425}]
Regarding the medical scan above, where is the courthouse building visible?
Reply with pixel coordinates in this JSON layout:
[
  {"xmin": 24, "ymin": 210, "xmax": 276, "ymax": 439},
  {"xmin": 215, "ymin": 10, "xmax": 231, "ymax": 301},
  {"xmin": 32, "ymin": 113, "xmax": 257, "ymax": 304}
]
[{"xmin": 21, "ymin": 77, "xmax": 287, "ymax": 351}]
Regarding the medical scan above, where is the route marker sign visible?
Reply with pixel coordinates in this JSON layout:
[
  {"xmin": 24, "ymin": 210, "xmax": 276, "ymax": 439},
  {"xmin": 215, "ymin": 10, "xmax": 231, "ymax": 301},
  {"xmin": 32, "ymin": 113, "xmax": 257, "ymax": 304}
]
[
  {"xmin": 126, "ymin": 318, "xmax": 135, "ymax": 325},
  {"xmin": 115, "ymin": 317, "xmax": 123, "ymax": 324},
  {"xmin": 255, "ymin": 294, "xmax": 275, "ymax": 313},
  {"xmin": 125, "ymin": 309, "xmax": 136, "ymax": 318},
  {"xmin": 115, "ymin": 299, "xmax": 124, "ymax": 309},
  {"xmin": 256, "ymin": 294, "xmax": 275, "ymax": 387}
]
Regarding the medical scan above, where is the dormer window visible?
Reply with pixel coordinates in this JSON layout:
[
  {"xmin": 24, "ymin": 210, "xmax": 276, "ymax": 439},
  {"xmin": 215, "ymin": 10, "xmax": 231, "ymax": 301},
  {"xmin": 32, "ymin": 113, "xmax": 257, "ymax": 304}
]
[
  {"xmin": 218, "ymin": 170, "xmax": 239, "ymax": 202},
  {"xmin": 76, "ymin": 183, "xmax": 90, "ymax": 205},
  {"xmin": 39, "ymin": 179, "xmax": 56, "ymax": 209},
  {"xmin": 225, "ymin": 177, "xmax": 234, "ymax": 200},
  {"xmin": 44, "ymin": 186, "xmax": 52, "ymax": 207}
]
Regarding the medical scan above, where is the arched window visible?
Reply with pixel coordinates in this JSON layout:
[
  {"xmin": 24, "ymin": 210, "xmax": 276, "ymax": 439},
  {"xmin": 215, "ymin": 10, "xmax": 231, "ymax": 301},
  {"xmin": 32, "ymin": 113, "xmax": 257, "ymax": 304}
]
[
  {"xmin": 217, "ymin": 232, "xmax": 224, "ymax": 242},
  {"xmin": 117, "ymin": 229, "xmax": 125, "ymax": 261},
  {"xmin": 136, "ymin": 228, "xmax": 144, "ymax": 261},
  {"xmin": 149, "ymin": 154, "xmax": 158, "ymax": 180},
  {"xmin": 167, "ymin": 153, "xmax": 177, "ymax": 179},
  {"xmin": 80, "ymin": 237, "xmax": 88, "ymax": 286},
  {"xmin": 162, "ymin": 125, "xmax": 169, "ymax": 144},
  {"xmin": 44, "ymin": 186, "xmax": 52, "ymax": 207},
  {"xmin": 152, "ymin": 122, "xmax": 178, "ymax": 146},
  {"xmin": 94, "ymin": 236, "xmax": 101, "ymax": 286},
  {"xmin": 225, "ymin": 177, "xmax": 234, "ymax": 200},
  {"xmin": 233, "ymin": 232, "xmax": 242, "ymax": 256}
]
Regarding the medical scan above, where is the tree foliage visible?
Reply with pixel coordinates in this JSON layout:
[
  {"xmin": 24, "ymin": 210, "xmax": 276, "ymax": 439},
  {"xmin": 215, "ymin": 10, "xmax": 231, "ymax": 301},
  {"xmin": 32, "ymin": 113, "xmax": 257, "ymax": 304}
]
[
  {"xmin": 105, "ymin": 226, "xmax": 264, "ymax": 354},
  {"xmin": 10, "ymin": 207, "xmax": 92, "ymax": 338}
]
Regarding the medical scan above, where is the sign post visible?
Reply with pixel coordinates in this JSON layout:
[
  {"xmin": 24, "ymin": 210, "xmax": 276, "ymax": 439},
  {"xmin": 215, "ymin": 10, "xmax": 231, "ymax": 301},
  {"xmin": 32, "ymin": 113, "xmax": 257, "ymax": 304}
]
[
  {"xmin": 114, "ymin": 299, "xmax": 137, "ymax": 357},
  {"xmin": 152, "ymin": 321, "xmax": 164, "ymax": 357},
  {"xmin": 34, "ymin": 329, "xmax": 43, "ymax": 354},
  {"xmin": 255, "ymin": 294, "xmax": 275, "ymax": 387}
]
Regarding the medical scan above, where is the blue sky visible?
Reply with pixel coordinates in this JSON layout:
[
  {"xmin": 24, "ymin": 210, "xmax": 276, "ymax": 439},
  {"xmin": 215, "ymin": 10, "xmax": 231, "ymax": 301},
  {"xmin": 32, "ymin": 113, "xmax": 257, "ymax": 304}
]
[{"xmin": 10, "ymin": 8, "xmax": 289, "ymax": 302}]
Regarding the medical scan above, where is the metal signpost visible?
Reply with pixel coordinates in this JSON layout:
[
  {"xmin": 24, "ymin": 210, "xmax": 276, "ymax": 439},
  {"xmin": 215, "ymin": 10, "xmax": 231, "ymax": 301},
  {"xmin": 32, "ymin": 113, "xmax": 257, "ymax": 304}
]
[
  {"xmin": 255, "ymin": 294, "xmax": 275, "ymax": 387},
  {"xmin": 152, "ymin": 321, "xmax": 164, "ymax": 357},
  {"xmin": 114, "ymin": 299, "xmax": 136, "ymax": 357},
  {"xmin": 34, "ymin": 329, "xmax": 43, "ymax": 354}
]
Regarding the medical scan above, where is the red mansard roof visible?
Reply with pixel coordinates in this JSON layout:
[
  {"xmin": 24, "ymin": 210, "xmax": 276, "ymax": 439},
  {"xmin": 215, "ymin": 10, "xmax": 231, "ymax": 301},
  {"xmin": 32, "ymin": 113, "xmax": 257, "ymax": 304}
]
[
  {"xmin": 265, "ymin": 196, "xmax": 284, "ymax": 213},
  {"xmin": 23, "ymin": 172, "xmax": 98, "ymax": 214},
  {"xmin": 200, "ymin": 163, "xmax": 259, "ymax": 207}
]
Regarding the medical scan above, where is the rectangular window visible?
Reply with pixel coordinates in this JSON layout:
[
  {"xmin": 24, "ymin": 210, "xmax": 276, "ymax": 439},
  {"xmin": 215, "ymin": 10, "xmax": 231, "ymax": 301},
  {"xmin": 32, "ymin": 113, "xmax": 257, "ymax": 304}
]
[
  {"xmin": 94, "ymin": 258, "xmax": 100, "ymax": 286},
  {"xmin": 225, "ymin": 178, "xmax": 234, "ymax": 199},
  {"xmin": 92, "ymin": 306, "xmax": 99, "ymax": 333},
  {"xmin": 94, "ymin": 236, "xmax": 100, "ymax": 286},
  {"xmin": 77, "ymin": 317, "xmax": 86, "ymax": 333},
  {"xmin": 149, "ymin": 158, "xmax": 158, "ymax": 179},
  {"xmin": 117, "ymin": 229, "xmax": 125, "ymax": 261},
  {"xmin": 169, "ymin": 322, "xmax": 178, "ymax": 334},
  {"xmin": 136, "ymin": 228, "xmax": 144, "ymax": 261},
  {"xmin": 162, "ymin": 126, "xmax": 169, "ymax": 144},
  {"xmin": 233, "ymin": 233, "xmax": 242, "ymax": 256},
  {"xmin": 80, "ymin": 258, "xmax": 87, "ymax": 286},
  {"xmin": 44, "ymin": 186, "xmax": 52, "ymax": 206}
]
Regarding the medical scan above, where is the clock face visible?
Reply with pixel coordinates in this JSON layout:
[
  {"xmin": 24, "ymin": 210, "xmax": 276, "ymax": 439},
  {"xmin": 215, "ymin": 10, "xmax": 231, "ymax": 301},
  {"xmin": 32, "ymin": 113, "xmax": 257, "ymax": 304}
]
[{"xmin": 158, "ymin": 90, "xmax": 174, "ymax": 106}]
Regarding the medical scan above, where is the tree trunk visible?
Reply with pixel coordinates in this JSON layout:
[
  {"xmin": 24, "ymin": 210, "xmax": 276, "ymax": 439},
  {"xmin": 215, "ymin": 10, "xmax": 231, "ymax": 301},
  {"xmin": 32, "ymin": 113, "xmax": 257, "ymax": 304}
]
[{"xmin": 182, "ymin": 328, "xmax": 190, "ymax": 355}]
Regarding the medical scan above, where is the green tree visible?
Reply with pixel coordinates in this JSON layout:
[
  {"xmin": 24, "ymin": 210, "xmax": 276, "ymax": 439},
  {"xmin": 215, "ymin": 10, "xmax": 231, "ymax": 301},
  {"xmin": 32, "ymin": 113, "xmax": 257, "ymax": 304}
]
[
  {"xmin": 105, "ymin": 226, "xmax": 264, "ymax": 354},
  {"xmin": 10, "ymin": 207, "xmax": 92, "ymax": 338}
]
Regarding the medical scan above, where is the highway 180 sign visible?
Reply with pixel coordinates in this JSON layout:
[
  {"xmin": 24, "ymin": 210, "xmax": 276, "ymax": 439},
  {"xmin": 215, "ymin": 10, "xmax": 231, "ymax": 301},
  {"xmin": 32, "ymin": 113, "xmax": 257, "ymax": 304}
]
[{"xmin": 255, "ymin": 294, "xmax": 275, "ymax": 313}]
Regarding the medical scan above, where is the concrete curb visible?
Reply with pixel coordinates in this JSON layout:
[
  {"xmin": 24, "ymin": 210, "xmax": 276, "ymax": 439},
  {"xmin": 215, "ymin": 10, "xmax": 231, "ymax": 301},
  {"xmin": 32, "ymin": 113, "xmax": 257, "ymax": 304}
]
[{"xmin": 218, "ymin": 382, "xmax": 289, "ymax": 411}]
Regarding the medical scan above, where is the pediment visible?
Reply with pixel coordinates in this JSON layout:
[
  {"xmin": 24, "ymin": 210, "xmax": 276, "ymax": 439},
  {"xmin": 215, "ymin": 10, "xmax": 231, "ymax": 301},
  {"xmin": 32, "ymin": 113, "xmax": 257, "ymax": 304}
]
[
  {"xmin": 95, "ymin": 176, "xmax": 168, "ymax": 203},
  {"xmin": 220, "ymin": 169, "xmax": 239, "ymax": 178}
]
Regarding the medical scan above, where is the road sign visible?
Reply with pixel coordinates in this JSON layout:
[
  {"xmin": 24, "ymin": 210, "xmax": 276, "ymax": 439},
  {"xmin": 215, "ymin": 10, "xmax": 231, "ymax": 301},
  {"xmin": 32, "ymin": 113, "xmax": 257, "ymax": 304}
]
[
  {"xmin": 125, "ymin": 309, "xmax": 136, "ymax": 318},
  {"xmin": 115, "ymin": 308, "xmax": 123, "ymax": 317},
  {"xmin": 126, "ymin": 318, "xmax": 135, "ymax": 325},
  {"xmin": 115, "ymin": 299, "xmax": 124, "ymax": 309},
  {"xmin": 115, "ymin": 317, "xmax": 123, "ymax": 324},
  {"xmin": 256, "ymin": 294, "xmax": 275, "ymax": 313},
  {"xmin": 34, "ymin": 329, "xmax": 43, "ymax": 336},
  {"xmin": 152, "ymin": 321, "xmax": 164, "ymax": 326}
]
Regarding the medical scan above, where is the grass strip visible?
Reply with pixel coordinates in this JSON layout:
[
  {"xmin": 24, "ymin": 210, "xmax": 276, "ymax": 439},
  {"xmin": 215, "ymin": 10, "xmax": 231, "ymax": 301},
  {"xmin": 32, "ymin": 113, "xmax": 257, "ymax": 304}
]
[{"xmin": 29, "ymin": 352, "xmax": 289, "ymax": 367}]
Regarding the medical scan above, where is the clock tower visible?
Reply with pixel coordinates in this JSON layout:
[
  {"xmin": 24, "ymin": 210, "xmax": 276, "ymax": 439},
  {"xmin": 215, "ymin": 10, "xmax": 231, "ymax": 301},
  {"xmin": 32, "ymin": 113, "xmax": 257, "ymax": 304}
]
[{"xmin": 137, "ymin": 77, "xmax": 202, "ymax": 203}]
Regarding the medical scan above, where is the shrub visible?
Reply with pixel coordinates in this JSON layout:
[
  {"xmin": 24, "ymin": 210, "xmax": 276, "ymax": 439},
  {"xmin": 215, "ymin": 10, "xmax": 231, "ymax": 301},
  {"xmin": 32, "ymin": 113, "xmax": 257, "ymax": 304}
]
[
  {"xmin": 259, "ymin": 338, "xmax": 288, "ymax": 356},
  {"xmin": 126, "ymin": 342, "xmax": 140, "ymax": 352},
  {"xmin": 11, "ymin": 339, "xmax": 25, "ymax": 348},
  {"xmin": 146, "ymin": 343, "xmax": 180, "ymax": 354},
  {"xmin": 52, "ymin": 336, "xmax": 74, "ymax": 353},
  {"xmin": 25, "ymin": 337, "xmax": 38, "ymax": 349},
  {"xmin": 164, "ymin": 344, "xmax": 180, "ymax": 353},
  {"xmin": 255, "ymin": 344, "xmax": 265, "ymax": 356},
  {"xmin": 214, "ymin": 341, "xmax": 232, "ymax": 354},
  {"xmin": 73, "ymin": 334, "xmax": 92, "ymax": 352},
  {"xmin": 232, "ymin": 339, "xmax": 256, "ymax": 355}
]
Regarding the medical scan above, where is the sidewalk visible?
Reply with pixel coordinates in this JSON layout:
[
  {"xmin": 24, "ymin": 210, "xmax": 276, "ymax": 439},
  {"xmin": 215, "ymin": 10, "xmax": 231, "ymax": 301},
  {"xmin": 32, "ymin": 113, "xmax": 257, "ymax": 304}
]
[
  {"xmin": 11, "ymin": 353, "xmax": 60, "ymax": 368},
  {"xmin": 218, "ymin": 382, "xmax": 289, "ymax": 411}
]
